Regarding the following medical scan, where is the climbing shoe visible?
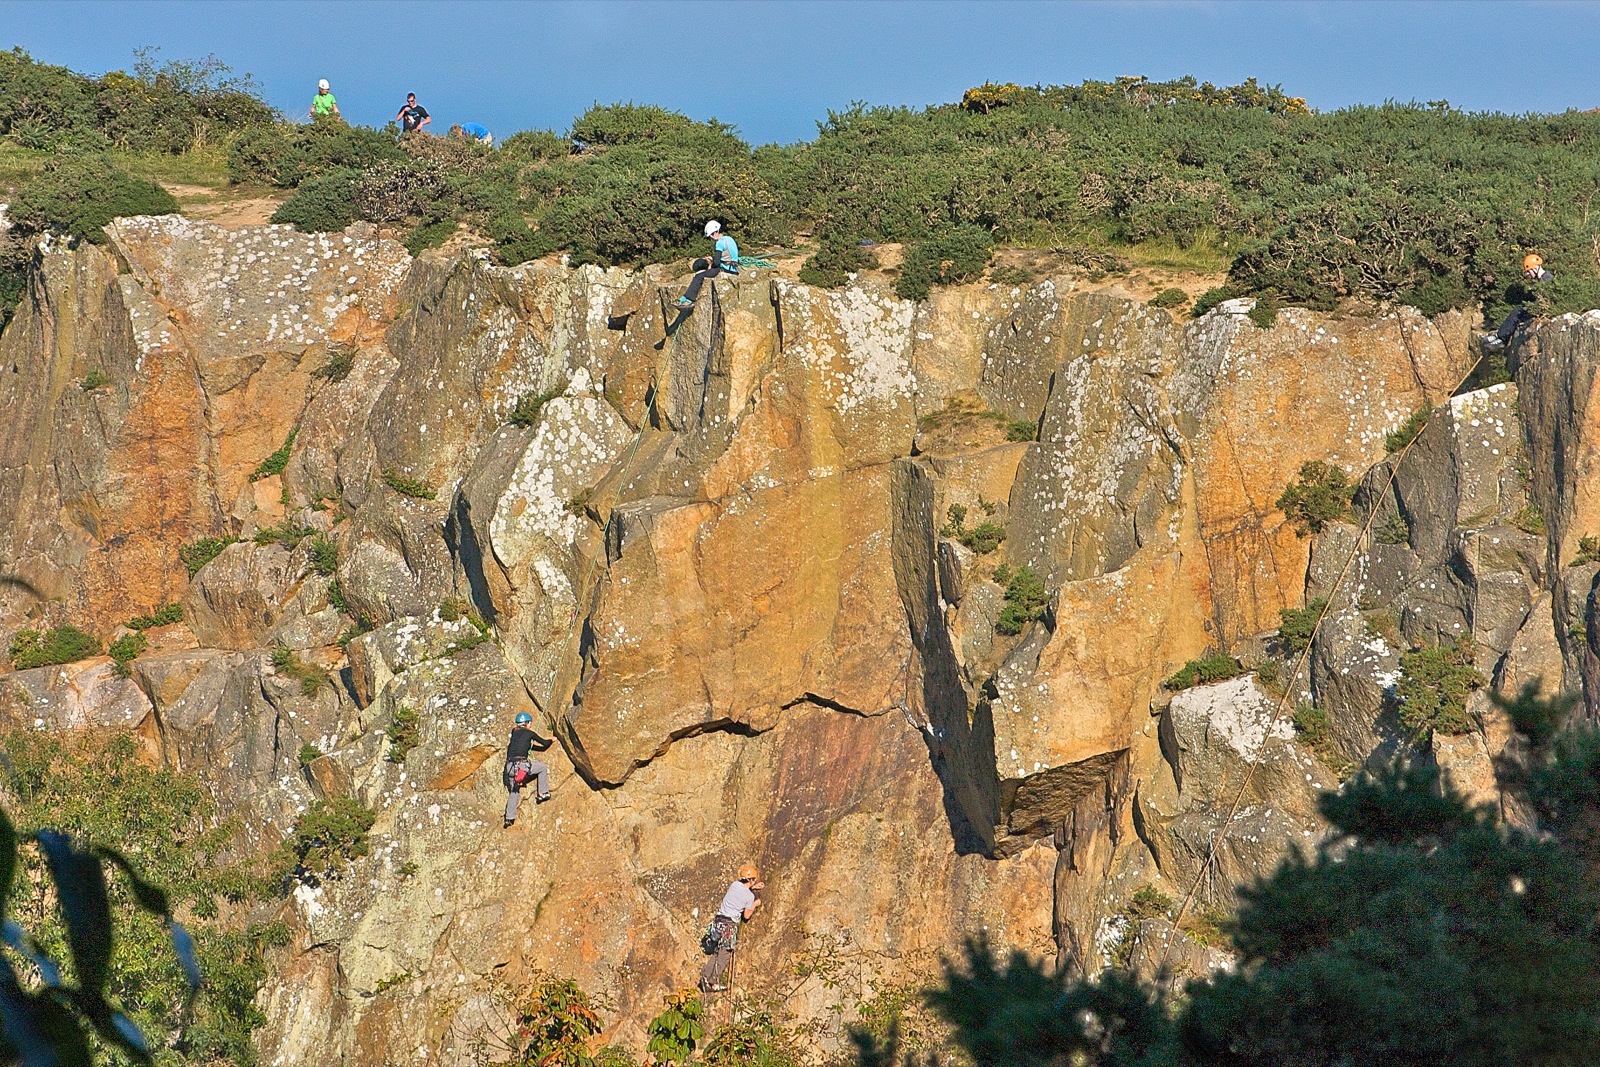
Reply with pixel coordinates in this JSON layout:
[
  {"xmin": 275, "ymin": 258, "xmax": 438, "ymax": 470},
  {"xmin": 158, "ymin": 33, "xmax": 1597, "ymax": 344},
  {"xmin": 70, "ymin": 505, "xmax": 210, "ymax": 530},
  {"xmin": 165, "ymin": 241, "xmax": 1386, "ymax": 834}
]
[
  {"xmin": 1482, "ymin": 334, "xmax": 1505, "ymax": 351},
  {"xmin": 536, "ymin": 792, "xmax": 552, "ymax": 804},
  {"xmin": 674, "ymin": 296, "xmax": 695, "ymax": 308},
  {"xmin": 503, "ymin": 818, "xmax": 515, "ymax": 829}
]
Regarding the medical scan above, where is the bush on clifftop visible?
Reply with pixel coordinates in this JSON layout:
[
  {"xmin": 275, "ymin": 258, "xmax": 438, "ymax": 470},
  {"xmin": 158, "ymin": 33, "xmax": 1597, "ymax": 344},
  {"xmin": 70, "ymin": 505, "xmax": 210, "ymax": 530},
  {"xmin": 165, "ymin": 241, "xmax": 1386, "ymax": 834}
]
[{"xmin": 7, "ymin": 154, "xmax": 178, "ymax": 243}]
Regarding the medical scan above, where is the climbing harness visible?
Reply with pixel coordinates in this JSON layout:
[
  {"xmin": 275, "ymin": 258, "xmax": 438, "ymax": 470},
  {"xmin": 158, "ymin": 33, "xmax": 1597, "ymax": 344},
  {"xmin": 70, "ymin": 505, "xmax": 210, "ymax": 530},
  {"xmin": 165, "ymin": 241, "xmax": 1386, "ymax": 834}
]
[{"xmin": 1156, "ymin": 325, "xmax": 1498, "ymax": 976}]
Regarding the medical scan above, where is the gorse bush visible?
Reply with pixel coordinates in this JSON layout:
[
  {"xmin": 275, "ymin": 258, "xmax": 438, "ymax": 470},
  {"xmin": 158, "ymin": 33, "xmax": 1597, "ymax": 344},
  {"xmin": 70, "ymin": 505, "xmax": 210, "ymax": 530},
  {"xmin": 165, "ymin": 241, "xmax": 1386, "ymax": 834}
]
[
  {"xmin": 994, "ymin": 564, "xmax": 1049, "ymax": 635},
  {"xmin": 179, "ymin": 535, "xmax": 234, "ymax": 576},
  {"xmin": 271, "ymin": 796, "xmax": 376, "ymax": 884},
  {"xmin": 798, "ymin": 240, "xmax": 878, "ymax": 288},
  {"xmin": 895, "ymin": 225, "xmax": 994, "ymax": 301},
  {"xmin": 8, "ymin": 154, "xmax": 179, "ymax": 243},
  {"xmin": 270, "ymin": 167, "xmax": 359, "ymax": 232}
]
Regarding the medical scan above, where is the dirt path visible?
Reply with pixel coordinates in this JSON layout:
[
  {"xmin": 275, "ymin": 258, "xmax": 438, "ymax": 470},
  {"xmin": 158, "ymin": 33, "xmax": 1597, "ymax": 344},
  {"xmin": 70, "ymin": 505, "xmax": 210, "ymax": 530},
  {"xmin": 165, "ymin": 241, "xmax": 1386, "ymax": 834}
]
[{"xmin": 163, "ymin": 182, "xmax": 286, "ymax": 228}]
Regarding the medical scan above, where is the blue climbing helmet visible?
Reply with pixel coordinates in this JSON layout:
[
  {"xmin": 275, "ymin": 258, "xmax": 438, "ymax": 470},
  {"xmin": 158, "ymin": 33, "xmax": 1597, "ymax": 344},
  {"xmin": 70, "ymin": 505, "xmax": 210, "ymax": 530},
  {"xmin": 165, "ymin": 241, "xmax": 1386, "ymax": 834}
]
[{"xmin": 515, "ymin": 712, "xmax": 532, "ymax": 724}]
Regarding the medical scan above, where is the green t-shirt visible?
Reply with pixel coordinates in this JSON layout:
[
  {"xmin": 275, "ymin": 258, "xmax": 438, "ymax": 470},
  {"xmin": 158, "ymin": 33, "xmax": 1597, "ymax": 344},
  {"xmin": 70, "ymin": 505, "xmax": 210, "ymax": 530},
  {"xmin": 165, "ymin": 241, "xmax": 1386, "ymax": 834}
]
[{"xmin": 312, "ymin": 91, "xmax": 338, "ymax": 115}]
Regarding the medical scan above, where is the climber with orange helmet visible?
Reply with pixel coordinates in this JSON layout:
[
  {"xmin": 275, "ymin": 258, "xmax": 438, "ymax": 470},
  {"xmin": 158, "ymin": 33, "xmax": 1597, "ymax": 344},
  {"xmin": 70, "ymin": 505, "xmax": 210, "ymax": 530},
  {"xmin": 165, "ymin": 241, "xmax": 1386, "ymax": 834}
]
[
  {"xmin": 503, "ymin": 710, "xmax": 553, "ymax": 827},
  {"xmin": 1483, "ymin": 252, "xmax": 1554, "ymax": 351},
  {"xmin": 697, "ymin": 863, "xmax": 765, "ymax": 993}
]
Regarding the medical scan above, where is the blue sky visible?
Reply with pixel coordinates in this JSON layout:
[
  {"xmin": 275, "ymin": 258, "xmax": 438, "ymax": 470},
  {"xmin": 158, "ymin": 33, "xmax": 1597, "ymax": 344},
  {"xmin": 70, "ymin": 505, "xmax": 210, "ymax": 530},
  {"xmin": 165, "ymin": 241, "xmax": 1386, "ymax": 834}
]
[{"xmin": 5, "ymin": 1, "xmax": 1599, "ymax": 145}]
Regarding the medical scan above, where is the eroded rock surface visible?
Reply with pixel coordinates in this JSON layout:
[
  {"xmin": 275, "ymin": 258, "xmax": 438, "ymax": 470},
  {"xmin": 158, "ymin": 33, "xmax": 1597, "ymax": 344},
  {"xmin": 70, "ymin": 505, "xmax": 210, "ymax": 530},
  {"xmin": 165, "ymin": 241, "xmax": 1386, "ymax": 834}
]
[{"xmin": 15, "ymin": 215, "xmax": 1600, "ymax": 1064}]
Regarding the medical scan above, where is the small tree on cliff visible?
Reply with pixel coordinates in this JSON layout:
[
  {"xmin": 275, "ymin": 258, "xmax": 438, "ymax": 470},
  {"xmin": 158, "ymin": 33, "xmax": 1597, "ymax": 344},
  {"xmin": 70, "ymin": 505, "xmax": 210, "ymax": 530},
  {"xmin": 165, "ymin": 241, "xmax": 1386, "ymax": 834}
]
[{"xmin": 867, "ymin": 686, "xmax": 1600, "ymax": 1067}]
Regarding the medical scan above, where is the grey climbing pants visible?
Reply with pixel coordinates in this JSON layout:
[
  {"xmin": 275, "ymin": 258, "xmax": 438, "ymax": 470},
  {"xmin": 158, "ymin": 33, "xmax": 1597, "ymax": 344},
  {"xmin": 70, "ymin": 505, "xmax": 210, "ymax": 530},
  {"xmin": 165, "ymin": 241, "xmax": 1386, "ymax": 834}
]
[
  {"xmin": 698, "ymin": 917, "xmax": 739, "ymax": 990},
  {"xmin": 504, "ymin": 759, "xmax": 548, "ymax": 821}
]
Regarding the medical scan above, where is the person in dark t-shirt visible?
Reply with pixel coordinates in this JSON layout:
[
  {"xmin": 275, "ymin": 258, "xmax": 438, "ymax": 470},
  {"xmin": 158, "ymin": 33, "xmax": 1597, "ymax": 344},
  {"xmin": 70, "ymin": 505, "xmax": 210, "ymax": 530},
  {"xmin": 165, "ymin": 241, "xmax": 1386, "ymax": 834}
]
[
  {"xmin": 503, "ymin": 711, "xmax": 552, "ymax": 826},
  {"xmin": 396, "ymin": 93, "xmax": 431, "ymax": 134}
]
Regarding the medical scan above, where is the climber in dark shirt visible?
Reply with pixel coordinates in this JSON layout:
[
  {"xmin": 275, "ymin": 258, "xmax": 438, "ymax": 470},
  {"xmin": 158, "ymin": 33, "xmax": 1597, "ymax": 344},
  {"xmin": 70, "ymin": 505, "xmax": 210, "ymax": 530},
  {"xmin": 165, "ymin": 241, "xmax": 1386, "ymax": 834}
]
[
  {"xmin": 1483, "ymin": 253, "xmax": 1553, "ymax": 351},
  {"xmin": 503, "ymin": 711, "xmax": 552, "ymax": 826},
  {"xmin": 396, "ymin": 93, "xmax": 431, "ymax": 134}
]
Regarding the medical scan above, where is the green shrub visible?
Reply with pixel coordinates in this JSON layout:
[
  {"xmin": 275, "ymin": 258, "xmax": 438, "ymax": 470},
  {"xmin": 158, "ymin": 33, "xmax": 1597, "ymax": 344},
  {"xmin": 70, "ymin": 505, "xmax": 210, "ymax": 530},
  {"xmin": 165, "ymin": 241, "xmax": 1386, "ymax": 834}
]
[
  {"xmin": 1365, "ymin": 608, "xmax": 1403, "ymax": 646},
  {"xmin": 386, "ymin": 704, "xmax": 420, "ymax": 763},
  {"xmin": 1276, "ymin": 460, "xmax": 1354, "ymax": 535},
  {"xmin": 1395, "ymin": 637, "xmax": 1486, "ymax": 735},
  {"xmin": 382, "ymin": 468, "xmax": 437, "ymax": 499},
  {"xmin": 79, "ymin": 368, "xmax": 110, "ymax": 391},
  {"xmin": 1511, "ymin": 501, "xmax": 1546, "ymax": 535},
  {"xmin": 1149, "ymin": 287, "xmax": 1188, "ymax": 309},
  {"xmin": 271, "ymin": 167, "xmax": 358, "ymax": 231},
  {"xmin": 645, "ymin": 989, "xmax": 705, "ymax": 1064},
  {"xmin": 7, "ymin": 155, "xmax": 179, "ymax": 243},
  {"xmin": 405, "ymin": 217, "xmax": 455, "ymax": 255},
  {"xmin": 271, "ymin": 796, "xmax": 376, "ymax": 883},
  {"xmin": 327, "ymin": 577, "xmax": 349, "ymax": 614},
  {"xmin": 500, "ymin": 128, "xmax": 570, "ymax": 161},
  {"xmin": 1278, "ymin": 597, "xmax": 1328, "ymax": 656},
  {"xmin": 1247, "ymin": 293, "xmax": 1282, "ymax": 329},
  {"xmin": 570, "ymin": 102, "xmax": 696, "ymax": 146},
  {"xmin": 1376, "ymin": 509, "xmax": 1411, "ymax": 545},
  {"xmin": 270, "ymin": 642, "xmax": 328, "ymax": 696},
  {"xmin": 313, "ymin": 342, "xmax": 356, "ymax": 383},
  {"xmin": 1126, "ymin": 884, "xmax": 1173, "ymax": 919},
  {"xmin": 126, "ymin": 601, "xmax": 182, "ymax": 630},
  {"xmin": 298, "ymin": 742, "xmax": 323, "ymax": 765},
  {"xmin": 8, "ymin": 624, "xmax": 100, "ymax": 669},
  {"xmin": 798, "ymin": 240, "xmax": 878, "ymax": 288},
  {"xmin": 253, "ymin": 520, "xmax": 315, "ymax": 547},
  {"xmin": 1191, "ymin": 285, "xmax": 1239, "ymax": 317},
  {"xmin": 107, "ymin": 631, "xmax": 147, "ymax": 678},
  {"xmin": 1004, "ymin": 418, "xmax": 1036, "ymax": 442},
  {"xmin": 308, "ymin": 533, "xmax": 338, "ymax": 576},
  {"xmin": 989, "ymin": 264, "xmax": 1035, "ymax": 286},
  {"xmin": 179, "ymin": 535, "xmax": 234, "ymax": 576},
  {"xmin": 1385, "ymin": 409, "xmax": 1431, "ymax": 453},
  {"xmin": 996, "ymin": 565, "xmax": 1049, "ymax": 635},
  {"xmin": 250, "ymin": 428, "xmax": 296, "ymax": 480},
  {"xmin": 1165, "ymin": 652, "xmax": 1245, "ymax": 691},
  {"xmin": 1292, "ymin": 701, "xmax": 1331, "ymax": 748},
  {"xmin": 507, "ymin": 388, "xmax": 560, "ymax": 428},
  {"xmin": 701, "ymin": 1010, "xmax": 803, "ymax": 1067},
  {"xmin": 895, "ymin": 226, "xmax": 994, "ymax": 301},
  {"xmin": 1572, "ymin": 534, "xmax": 1600, "ymax": 567}
]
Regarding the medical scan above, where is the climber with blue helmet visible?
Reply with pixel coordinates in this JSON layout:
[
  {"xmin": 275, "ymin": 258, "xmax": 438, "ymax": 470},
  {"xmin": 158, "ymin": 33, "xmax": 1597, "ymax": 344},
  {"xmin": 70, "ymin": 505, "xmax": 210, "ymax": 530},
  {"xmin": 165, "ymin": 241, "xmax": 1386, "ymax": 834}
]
[
  {"xmin": 504, "ymin": 710, "xmax": 553, "ymax": 826},
  {"xmin": 674, "ymin": 220, "xmax": 739, "ymax": 310}
]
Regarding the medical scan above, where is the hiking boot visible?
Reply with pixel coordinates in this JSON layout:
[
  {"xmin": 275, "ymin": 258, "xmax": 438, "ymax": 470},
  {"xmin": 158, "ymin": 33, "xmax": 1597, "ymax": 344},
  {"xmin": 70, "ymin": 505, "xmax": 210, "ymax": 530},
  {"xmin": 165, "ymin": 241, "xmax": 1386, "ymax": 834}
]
[
  {"xmin": 503, "ymin": 817, "xmax": 515, "ymax": 829},
  {"xmin": 706, "ymin": 984, "xmax": 728, "ymax": 992},
  {"xmin": 536, "ymin": 793, "xmax": 552, "ymax": 804}
]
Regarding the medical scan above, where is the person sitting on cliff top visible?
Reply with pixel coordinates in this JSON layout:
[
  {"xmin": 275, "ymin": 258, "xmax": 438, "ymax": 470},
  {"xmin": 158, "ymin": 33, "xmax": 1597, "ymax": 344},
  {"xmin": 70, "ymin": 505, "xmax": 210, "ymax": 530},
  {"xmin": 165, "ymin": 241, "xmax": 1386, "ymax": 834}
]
[
  {"xmin": 503, "ymin": 711, "xmax": 553, "ymax": 827},
  {"xmin": 674, "ymin": 221, "xmax": 739, "ymax": 310},
  {"xmin": 310, "ymin": 79, "xmax": 340, "ymax": 120},
  {"xmin": 1483, "ymin": 253, "xmax": 1554, "ymax": 351},
  {"xmin": 397, "ymin": 93, "xmax": 431, "ymax": 135},
  {"xmin": 698, "ymin": 864, "xmax": 764, "ymax": 993},
  {"xmin": 450, "ymin": 122, "xmax": 493, "ymax": 146}
]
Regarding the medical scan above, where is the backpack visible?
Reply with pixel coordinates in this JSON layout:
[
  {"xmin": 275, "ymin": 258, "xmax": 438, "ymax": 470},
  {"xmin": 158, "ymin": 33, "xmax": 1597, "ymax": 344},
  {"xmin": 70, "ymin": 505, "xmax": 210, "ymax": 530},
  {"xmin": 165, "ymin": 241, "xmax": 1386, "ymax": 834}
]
[{"xmin": 700, "ymin": 921, "xmax": 725, "ymax": 955}]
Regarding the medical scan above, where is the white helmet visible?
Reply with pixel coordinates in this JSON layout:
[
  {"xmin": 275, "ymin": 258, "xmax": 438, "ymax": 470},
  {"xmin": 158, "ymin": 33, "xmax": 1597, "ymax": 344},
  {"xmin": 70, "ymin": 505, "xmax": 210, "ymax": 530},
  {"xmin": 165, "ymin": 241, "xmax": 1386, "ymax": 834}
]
[
  {"xmin": 704, "ymin": 220, "xmax": 721, "ymax": 237},
  {"xmin": 318, "ymin": 79, "xmax": 330, "ymax": 92}
]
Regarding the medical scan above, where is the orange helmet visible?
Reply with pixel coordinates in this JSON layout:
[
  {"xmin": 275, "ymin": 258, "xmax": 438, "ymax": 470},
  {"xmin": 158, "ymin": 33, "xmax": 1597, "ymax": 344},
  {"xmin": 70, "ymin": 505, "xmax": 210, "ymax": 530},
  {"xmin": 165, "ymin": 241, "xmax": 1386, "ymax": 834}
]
[
  {"xmin": 737, "ymin": 864, "xmax": 761, "ymax": 881},
  {"xmin": 1524, "ymin": 253, "xmax": 1545, "ymax": 274}
]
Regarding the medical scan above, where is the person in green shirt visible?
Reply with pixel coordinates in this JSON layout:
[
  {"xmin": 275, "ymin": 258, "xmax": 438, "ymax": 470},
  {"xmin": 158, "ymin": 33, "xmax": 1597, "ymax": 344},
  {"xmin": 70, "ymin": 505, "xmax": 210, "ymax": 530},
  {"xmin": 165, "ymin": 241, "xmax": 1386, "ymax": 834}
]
[{"xmin": 310, "ymin": 79, "xmax": 340, "ymax": 119}]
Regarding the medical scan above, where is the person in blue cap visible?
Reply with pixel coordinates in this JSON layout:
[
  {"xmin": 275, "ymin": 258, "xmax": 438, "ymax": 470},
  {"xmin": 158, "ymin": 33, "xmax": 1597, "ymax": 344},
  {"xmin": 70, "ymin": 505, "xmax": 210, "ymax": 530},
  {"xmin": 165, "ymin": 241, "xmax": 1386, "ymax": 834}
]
[
  {"xmin": 503, "ymin": 711, "xmax": 553, "ymax": 826},
  {"xmin": 450, "ymin": 122, "xmax": 493, "ymax": 145}
]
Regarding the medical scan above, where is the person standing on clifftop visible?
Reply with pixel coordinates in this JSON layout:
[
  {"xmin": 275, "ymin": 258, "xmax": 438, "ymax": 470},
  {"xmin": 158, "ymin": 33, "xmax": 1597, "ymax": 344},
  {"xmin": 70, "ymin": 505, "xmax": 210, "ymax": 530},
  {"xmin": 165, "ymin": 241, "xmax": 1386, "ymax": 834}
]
[
  {"xmin": 396, "ymin": 93, "xmax": 431, "ymax": 134},
  {"xmin": 698, "ymin": 864, "xmax": 764, "ymax": 993},
  {"xmin": 504, "ymin": 711, "xmax": 553, "ymax": 827},
  {"xmin": 1483, "ymin": 253, "xmax": 1554, "ymax": 351},
  {"xmin": 310, "ymin": 79, "xmax": 340, "ymax": 120},
  {"xmin": 675, "ymin": 220, "xmax": 739, "ymax": 309}
]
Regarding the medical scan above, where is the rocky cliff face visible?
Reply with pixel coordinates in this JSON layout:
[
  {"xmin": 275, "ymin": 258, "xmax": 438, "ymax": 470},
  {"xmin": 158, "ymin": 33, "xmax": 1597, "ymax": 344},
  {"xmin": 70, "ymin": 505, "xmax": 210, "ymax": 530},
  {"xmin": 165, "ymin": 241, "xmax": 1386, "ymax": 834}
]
[{"xmin": 4, "ymin": 215, "xmax": 1594, "ymax": 1063}]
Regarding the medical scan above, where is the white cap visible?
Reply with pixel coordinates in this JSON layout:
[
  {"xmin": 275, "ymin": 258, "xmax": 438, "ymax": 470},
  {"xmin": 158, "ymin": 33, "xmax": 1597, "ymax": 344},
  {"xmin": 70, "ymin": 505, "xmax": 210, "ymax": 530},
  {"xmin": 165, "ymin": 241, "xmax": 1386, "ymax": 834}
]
[
  {"xmin": 704, "ymin": 220, "xmax": 721, "ymax": 236},
  {"xmin": 318, "ymin": 79, "xmax": 330, "ymax": 91}
]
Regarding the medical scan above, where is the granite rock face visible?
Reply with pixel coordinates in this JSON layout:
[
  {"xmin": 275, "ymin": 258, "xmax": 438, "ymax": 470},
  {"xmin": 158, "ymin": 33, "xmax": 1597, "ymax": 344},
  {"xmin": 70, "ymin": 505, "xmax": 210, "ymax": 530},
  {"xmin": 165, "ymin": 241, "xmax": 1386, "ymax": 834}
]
[{"xmin": 12, "ymin": 215, "xmax": 1600, "ymax": 1062}]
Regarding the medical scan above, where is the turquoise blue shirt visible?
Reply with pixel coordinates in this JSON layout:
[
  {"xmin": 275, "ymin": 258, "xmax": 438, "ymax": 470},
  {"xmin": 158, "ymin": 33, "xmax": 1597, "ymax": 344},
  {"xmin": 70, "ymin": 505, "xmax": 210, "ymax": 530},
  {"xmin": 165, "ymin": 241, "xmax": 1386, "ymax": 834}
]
[{"xmin": 715, "ymin": 234, "xmax": 739, "ymax": 272}]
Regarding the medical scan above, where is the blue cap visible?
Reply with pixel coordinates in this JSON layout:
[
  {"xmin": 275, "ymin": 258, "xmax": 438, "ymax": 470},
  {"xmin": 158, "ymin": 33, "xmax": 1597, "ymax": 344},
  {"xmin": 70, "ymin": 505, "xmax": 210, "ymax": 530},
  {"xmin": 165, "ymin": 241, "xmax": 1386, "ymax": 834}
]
[{"xmin": 515, "ymin": 712, "xmax": 532, "ymax": 724}]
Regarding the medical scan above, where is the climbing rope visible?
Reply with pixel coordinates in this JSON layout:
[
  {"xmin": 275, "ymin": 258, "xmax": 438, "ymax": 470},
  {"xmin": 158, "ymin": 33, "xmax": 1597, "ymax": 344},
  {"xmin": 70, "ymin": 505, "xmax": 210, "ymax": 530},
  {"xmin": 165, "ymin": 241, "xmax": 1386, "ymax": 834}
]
[{"xmin": 1155, "ymin": 324, "xmax": 1495, "ymax": 975}]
